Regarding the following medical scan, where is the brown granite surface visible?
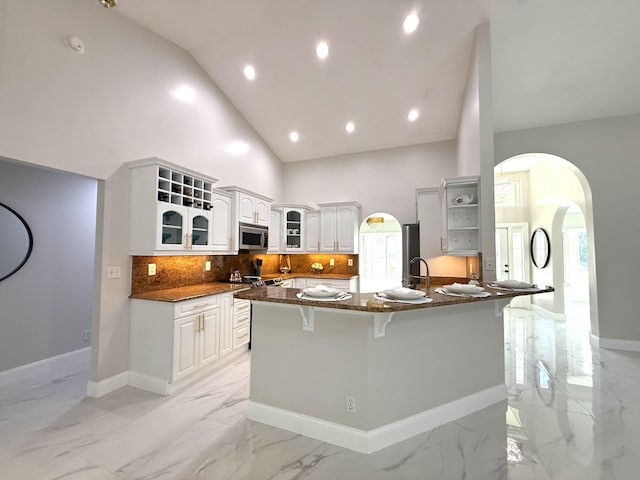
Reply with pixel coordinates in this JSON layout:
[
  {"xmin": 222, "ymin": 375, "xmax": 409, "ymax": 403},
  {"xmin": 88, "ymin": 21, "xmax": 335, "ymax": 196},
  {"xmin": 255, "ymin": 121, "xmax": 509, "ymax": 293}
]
[
  {"xmin": 233, "ymin": 283, "xmax": 554, "ymax": 313},
  {"xmin": 130, "ymin": 282, "xmax": 251, "ymax": 302}
]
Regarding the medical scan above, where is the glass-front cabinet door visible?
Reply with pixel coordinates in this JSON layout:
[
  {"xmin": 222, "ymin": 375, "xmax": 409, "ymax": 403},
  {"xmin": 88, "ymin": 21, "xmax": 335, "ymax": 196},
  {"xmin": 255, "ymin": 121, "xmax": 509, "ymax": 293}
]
[
  {"xmin": 157, "ymin": 205, "xmax": 188, "ymax": 250},
  {"xmin": 284, "ymin": 209, "xmax": 303, "ymax": 252},
  {"xmin": 190, "ymin": 212, "xmax": 212, "ymax": 251}
]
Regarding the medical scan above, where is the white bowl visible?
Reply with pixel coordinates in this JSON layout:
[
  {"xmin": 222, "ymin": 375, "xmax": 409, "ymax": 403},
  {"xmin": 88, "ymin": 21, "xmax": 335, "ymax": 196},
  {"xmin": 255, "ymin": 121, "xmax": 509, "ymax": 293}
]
[
  {"xmin": 443, "ymin": 283, "xmax": 485, "ymax": 294},
  {"xmin": 382, "ymin": 287, "xmax": 426, "ymax": 300},
  {"xmin": 303, "ymin": 286, "xmax": 340, "ymax": 298},
  {"xmin": 495, "ymin": 279, "xmax": 533, "ymax": 289}
]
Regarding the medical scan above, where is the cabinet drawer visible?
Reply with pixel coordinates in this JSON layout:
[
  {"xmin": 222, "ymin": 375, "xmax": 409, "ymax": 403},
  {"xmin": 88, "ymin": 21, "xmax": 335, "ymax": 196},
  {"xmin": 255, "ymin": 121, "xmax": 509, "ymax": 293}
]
[
  {"xmin": 233, "ymin": 299, "xmax": 251, "ymax": 316},
  {"xmin": 233, "ymin": 311, "xmax": 250, "ymax": 329},
  {"xmin": 305, "ymin": 278, "xmax": 350, "ymax": 291},
  {"xmin": 233, "ymin": 325, "xmax": 250, "ymax": 349},
  {"xmin": 174, "ymin": 295, "xmax": 219, "ymax": 318}
]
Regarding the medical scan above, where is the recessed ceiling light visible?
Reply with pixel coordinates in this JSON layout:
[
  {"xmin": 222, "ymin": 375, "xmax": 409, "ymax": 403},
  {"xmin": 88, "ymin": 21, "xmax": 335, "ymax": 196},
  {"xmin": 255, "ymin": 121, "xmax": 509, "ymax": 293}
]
[
  {"xmin": 172, "ymin": 85, "xmax": 196, "ymax": 103},
  {"xmin": 289, "ymin": 131, "xmax": 300, "ymax": 143},
  {"xmin": 403, "ymin": 12, "xmax": 420, "ymax": 34},
  {"xmin": 408, "ymin": 109, "xmax": 420, "ymax": 122},
  {"xmin": 243, "ymin": 65, "xmax": 256, "ymax": 81},
  {"xmin": 227, "ymin": 140, "xmax": 250, "ymax": 155},
  {"xmin": 316, "ymin": 41, "xmax": 329, "ymax": 60},
  {"xmin": 345, "ymin": 122, "xmax": 356, "ymax": 133}
]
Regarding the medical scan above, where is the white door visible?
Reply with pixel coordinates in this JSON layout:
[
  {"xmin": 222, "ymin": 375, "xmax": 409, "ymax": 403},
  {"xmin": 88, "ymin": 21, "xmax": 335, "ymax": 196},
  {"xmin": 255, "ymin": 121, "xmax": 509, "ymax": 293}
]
[
  {"xmin": 255, "ymin": 199, "xmax": 270, "ymax": 226},
  {"xmin": 305, "ymin": 211, "xmax": 320, "ymax": 252},
  {"xmin": 336, "ymin": 205, "xmax": 357, "ymax": 252},
  {"xmin": 156, "ymin": 205, "xmax": 189, "ymax": 251},
  {"xmin": 219, "ymin": 295, "xmax": 233, "ymax": 357},
  {"xmin": 239, "ymin": 194, "xmax": 256, "ymax": 223},
  {"xmin": 496, "ymin": 224, "xmax": 529, "ymax": 308},
  {"xmin": 320, "ymin": 207, "xmax": 336, "ymax": 251}
]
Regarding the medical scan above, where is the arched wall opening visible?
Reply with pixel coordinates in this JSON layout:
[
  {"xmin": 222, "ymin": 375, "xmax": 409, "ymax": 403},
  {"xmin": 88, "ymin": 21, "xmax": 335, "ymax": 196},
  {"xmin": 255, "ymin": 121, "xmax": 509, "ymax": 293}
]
[{"xmin": 494, "ymin": 153, "xmax": 598, "ymax": 335}]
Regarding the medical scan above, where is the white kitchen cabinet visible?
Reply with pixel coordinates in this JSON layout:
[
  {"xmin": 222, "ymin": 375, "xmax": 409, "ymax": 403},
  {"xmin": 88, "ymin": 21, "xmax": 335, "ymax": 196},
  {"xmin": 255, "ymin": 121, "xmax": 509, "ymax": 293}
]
[
  {"xmin": 440, "ymin": 176, "xmax": 480, "ymax": 256},
  {"xmin": 221, "ymin": 186, "xmax": 273, "ymax": 251},
  {"xmin": 232, "ymin": 298, "xmax": 251, "ymax": 349},
  {"xmin": 210, "ymin": 189, "xmax": 233, "ymax": 253},
  {"xmin": 305, "ymin": 210, "xmax": 321, "ymax": 252},
  {"xmin": 268, "ymin": 209, "xmax": 281, "ymax": 253},
  {"xmin": 130, "ymin": 292, "xmax": 245, "ymax": 395},
  {"xmin": 280, "ymin": 279, "xmax": 294, "ymax": 288},
  {"xmin": 219, "ymin": 293, "xmax": 233, "ymax": 357},
  {"xmin": 222, "ymin": 186, "xmax": 272, "ymax": 226},
  {"xmin": 128, "ymin": 158, "xmax": 219, "ymax": 255},
  {"xmin": 318, "ymin": 202, "xmax": 361, "ymax": 253},
  {"xmin": 293, "ymin": 278, "xmax": 306, "ymax": 289},
  {"xmin": 269, "ymin": 205, "xmax": 312, "ymax": 253}
]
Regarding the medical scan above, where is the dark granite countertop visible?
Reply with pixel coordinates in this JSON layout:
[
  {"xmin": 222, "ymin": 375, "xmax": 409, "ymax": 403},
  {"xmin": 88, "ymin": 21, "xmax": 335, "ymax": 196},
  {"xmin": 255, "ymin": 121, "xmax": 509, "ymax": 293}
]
[
  {"xmin": 261, "ymin": 273, "xmax": 358, "ymax": 280},
  {"xmin": 130, "ymin": 282, "xmax": 251, "ymax": 302},
  {"xmin": 233, "ymin": 283, "xmax": 554, "ymax": 313}
]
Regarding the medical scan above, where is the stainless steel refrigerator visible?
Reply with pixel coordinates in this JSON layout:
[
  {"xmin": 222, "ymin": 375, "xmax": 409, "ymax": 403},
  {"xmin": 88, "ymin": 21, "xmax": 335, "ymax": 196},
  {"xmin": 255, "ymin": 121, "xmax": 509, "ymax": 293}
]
[{"xmin": 401, "ymin": 223, "xmax": 420, "ymax": 288}]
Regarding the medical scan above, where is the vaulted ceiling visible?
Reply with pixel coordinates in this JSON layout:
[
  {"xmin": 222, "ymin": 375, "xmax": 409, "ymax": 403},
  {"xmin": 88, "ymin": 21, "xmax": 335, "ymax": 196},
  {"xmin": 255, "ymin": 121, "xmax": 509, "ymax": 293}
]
[{"xmin": 115, "ymin": 0, "xmax": 640, "ymax": 163}]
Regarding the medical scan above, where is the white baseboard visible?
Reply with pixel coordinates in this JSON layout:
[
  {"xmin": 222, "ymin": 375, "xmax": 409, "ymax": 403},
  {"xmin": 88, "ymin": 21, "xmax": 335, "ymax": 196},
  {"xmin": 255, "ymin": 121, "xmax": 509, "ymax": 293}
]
[
  {"xmin": 591, "ymin": 334, "xmax": 640, "ymax": 352},
  {"xmin": 248, "ymin": 383, "xmax": 507, "ymax": 454},
  {"xmin": 0, "ymin": 347, "xmax": 90, "ymax": 388},
  {"xmin": 86, "ymin": 370, "xmax": 130, "ymax": 398},
  {"xmin": 128, "ymin": 371, "xmax": 169, "ymax": 396}
]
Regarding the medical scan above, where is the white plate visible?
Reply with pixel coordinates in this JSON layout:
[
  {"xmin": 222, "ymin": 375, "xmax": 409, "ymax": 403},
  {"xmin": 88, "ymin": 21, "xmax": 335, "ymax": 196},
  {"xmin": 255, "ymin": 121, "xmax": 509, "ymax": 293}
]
[
  {"xmin": 302, "ymin": 286, "xmax": 340, "ymax": 298},
  {"xmin": 382, "ymin": 288, "xmax": 426, "ymax": 300},
  {"xmin": 374, "ymin": 293, "xmax": 432, "ymax": 304},
  {"xmin": 495, "ymin": 279, "xmax": 533, "ymax": 289},
  {"xmin": 442, "ymin": 283, "xmax": 485, "ymax": 294}
]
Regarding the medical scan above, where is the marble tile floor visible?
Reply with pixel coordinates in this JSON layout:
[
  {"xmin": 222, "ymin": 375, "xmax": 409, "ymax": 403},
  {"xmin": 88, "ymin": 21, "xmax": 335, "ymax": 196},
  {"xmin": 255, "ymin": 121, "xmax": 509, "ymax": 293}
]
[{"xmin": 2, "ymin": 303, "xmax": 640, "ymax": 479}]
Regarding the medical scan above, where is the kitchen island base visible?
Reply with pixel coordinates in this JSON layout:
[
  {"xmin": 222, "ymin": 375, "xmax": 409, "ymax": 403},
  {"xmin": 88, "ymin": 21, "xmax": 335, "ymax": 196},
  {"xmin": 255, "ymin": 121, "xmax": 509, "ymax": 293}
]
[{"xmin": 248, "ymin": 300, "xmax": 507, "ymax": 454}]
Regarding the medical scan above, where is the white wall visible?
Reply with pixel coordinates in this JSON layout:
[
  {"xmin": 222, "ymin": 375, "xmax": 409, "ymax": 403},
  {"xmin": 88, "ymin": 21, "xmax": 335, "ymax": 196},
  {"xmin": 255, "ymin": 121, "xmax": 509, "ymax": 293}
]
[
  {"xmin": 0, "ymin": 0, "xmax": 283, "ymax": 199},
  {"xmin": 283, "ymin": 141, "xmax": 457, "ymax": 225},
  {"xmin": 0, "ymin": 0, "xmax": 284, "ymax": 378},
  {"xmin": 456, "ymin": 23, "xmax": 496, "ymax": 280},
  {"xmin": 0, "ymin": 158, "xmax": 97, "ymax": 372},
  {"xmin": 495, "ymin": 113, "xmax": 640, "ymax": 343}
]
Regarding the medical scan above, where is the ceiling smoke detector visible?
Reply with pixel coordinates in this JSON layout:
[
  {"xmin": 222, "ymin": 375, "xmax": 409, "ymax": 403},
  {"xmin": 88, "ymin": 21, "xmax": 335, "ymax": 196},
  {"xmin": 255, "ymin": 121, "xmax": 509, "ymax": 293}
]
[
  {"xmin": 65, "ymin": 36, "xmax": 85, "ymax": 54},
  {"xmin": 98, "ymin": 0, "xmax": 117, "ymax": 8}
]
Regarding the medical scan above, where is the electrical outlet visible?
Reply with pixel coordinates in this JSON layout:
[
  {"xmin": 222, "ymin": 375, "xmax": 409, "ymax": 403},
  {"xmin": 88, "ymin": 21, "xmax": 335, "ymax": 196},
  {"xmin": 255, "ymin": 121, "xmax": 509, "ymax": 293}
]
[
  {"xmin": 345, "ymin": 395, "xmax": 356, "ymax": 413},
  {"xmin": 205, "ymin": 261, "xmax": 211, "ymax": 271},
  {"xmin": 329, "ymin": 258, "xmax": 335, "ymax": 266},
  {"xmin": 148, "ymin": 263, "xmax": 156, "ymax": 276},
  {"xmin": 83, "ymin": 329, "xmax": 91, "ymax": 342},
  {"xmin": 348, "ymin": 258, "xmax": 353, "ymax": 267}
]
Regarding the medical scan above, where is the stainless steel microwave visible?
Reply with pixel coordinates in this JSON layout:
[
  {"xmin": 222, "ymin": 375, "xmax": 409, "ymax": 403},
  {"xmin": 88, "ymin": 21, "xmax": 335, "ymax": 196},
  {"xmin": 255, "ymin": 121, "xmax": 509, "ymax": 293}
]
[{"xmin": 239, "ymin": 222, "xmax": 269, "ymax": 250}]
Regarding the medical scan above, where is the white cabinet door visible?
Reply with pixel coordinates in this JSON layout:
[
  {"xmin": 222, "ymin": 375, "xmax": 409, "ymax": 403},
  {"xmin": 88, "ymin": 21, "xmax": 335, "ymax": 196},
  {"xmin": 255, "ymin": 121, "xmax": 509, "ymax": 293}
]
[
  {"xmin": 219, "ymin": 294, "xmax": 233, "ymax": 357},
  {"xmin": 268, "ymin": 209, "xmax": 282, "ymax": 253},
  {"xmin": 283, "ymin": 208, "xmax": 304, "ymax": 252},
  {"xmin": 320, "ymin": 207, "xmax": 337, "ymax": 251},
  {"xmin": 156, "ymin": 204, "xmax": 189, "ymax": 251},
  {"xmin": 336, "ymin": 205, "xmax": 358, "ymax": 253},
  {"xmin": 255, "ymin": 199, "xmax": 270, "ymax": 226},
  {"xmin": 293, "ymin": 278, "xmax": 306, "ymax": 289},
  {"xmin": 238, "ymin": 193, "xmax": 256, "ymax": 224},
  {"xmin": 189, "ymin": 210, "xmax": 213, "ymax": 252},
  {"xmin": 211, "ymin": 192, "xmax": 232, "ymax": 252},
  {"xmin": 172, "ymin": 315, "xmax": 198, "ymax": 382},
  {"xmin": 440, "ymin": 176, "xmax": 480, "ymax": 256},
  {"xmin": 305, "ymin": 211, "xmax": 320, "ymax": 252},
  {"xmin": 200, "ymin": 308, "xmax": 220, "ymax": 367}
]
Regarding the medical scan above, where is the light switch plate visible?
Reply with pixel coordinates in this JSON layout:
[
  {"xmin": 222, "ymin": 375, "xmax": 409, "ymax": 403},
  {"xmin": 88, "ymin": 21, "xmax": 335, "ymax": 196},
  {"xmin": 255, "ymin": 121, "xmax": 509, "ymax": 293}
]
[
  {"xmin": 348, "ymin": 258, "xmax": 353, "ymax": 267},
  {"xmin": 205, "ymin": 261, "xmax": 211, "ymax": 271},
  {"xmin": 484, "ymin": 257, "xmax": 495, "ymax": 271},
  {"xmin": 329, "ymin": 258, "xmax": 335, "ymax": 266},
  {"xmin": 148, "ymin": 263, "xmax": 156, "ymax": 276},
  {"xmin": 106, "ymin": 266, "xmax": 120, "ymax": 279}
]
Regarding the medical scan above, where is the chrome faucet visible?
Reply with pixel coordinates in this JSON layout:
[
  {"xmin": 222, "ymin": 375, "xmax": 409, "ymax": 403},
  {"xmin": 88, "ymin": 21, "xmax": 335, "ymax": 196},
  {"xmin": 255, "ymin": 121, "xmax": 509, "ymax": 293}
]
[{"xmin": 409, "ymin": 257, "xmax": 430, "ymax": 291}]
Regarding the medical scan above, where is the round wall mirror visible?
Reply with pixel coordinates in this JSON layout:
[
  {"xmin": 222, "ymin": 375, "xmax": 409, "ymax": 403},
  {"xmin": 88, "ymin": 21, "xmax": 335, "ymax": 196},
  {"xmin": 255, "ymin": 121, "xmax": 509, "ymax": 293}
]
[
  {"xmin": 531, "ymin": 228, "xmax": 550, "ymax": 269},
  {"xmin": 0, "ymin": 203, "xmax": 34, "ymax": 281}
]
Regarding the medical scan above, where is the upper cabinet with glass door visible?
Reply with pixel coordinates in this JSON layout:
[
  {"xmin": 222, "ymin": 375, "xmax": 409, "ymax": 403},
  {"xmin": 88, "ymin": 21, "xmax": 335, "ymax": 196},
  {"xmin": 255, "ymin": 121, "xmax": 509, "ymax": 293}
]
[
  {"xmin": 440, "ymin": 176, "xmax": 480, "ymax": 256},
  {"xmin": 128, "ymin": 158, "xmax": 219, "ymax": 255}
]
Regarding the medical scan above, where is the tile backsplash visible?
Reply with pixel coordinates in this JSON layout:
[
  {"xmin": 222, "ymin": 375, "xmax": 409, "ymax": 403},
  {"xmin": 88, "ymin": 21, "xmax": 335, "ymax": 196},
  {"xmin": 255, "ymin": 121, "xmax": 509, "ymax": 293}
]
[{"xmin": 130, "ymin": 253, "xmax": 359, "ymax": 295}]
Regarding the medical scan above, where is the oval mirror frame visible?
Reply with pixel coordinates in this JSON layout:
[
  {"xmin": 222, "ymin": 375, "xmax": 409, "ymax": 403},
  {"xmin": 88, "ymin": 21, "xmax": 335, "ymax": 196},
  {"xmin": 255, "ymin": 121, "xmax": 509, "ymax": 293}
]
[
  {"xmin": 531, "ymin": 228, "xmax": 550, "ymax": 269},
  {"xmin": 0, "ymin": 202, "xmax": 34, "ymax": 282}
]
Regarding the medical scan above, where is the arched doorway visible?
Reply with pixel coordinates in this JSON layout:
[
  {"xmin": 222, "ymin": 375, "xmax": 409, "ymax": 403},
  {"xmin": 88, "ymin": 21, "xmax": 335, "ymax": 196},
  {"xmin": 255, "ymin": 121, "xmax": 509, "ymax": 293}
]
[
  {"xmin": 358, "ymin": 212, "xmax": 402, "ymax": 293},
  {"xmin": 494, "ymin": 153, "xmax": 597, "ymax": 333}
]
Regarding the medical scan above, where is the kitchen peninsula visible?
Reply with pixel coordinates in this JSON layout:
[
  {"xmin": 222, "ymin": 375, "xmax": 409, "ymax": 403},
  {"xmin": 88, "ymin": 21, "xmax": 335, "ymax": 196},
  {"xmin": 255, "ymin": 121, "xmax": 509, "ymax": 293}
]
[{"xmin": 235, "ymin": 284, "xmax": 552, "ymax": 453}]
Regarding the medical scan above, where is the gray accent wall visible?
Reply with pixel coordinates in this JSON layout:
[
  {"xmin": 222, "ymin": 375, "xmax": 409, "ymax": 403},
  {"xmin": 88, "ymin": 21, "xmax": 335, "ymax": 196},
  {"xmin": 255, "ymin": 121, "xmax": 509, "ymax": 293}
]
[{"xmin": 0, "ymin": 158, "xmax": 97, "ymax": 372}]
